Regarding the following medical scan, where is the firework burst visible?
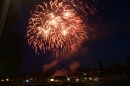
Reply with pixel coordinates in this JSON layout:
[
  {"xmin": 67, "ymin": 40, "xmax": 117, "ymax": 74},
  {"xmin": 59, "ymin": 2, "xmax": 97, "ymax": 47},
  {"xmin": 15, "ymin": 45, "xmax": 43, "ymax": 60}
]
[{"xmin": 27, "ymin": 0, "xmax": 94, "ymax": 55}]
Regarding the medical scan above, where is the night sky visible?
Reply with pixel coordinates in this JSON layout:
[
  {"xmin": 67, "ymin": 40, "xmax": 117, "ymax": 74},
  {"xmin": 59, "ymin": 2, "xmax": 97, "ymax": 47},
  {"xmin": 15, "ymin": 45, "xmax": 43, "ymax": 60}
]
[{"xmin": 8, "ymin": 0, "xmax": 130, "ymax": 73}]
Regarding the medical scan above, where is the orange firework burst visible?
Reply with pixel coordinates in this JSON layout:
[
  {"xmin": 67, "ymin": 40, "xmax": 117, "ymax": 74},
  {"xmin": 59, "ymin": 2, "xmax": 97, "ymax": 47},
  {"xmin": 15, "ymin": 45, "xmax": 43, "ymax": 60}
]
[{"xmin": 27, "ymin": 0, "xmax": 93, "ymax": 54}]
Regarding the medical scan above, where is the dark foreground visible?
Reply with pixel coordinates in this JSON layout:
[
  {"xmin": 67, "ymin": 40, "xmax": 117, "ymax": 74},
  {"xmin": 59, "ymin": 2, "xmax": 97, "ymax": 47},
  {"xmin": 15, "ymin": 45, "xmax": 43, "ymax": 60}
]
[{"xmin": 1, "ymin": 79, "xmax": 130, "ymax": 86}]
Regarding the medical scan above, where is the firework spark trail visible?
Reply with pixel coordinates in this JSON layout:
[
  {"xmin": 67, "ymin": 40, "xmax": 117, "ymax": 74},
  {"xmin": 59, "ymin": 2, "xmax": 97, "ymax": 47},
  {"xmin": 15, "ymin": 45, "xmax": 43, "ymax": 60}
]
[{"xmin": 27, "ymin": 0, "xmax": 94, "ymax": 56}]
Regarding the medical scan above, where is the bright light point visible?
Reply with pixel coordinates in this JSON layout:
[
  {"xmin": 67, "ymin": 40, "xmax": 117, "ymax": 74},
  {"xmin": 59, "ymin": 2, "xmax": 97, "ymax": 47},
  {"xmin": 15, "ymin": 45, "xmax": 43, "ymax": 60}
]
[
  {"xmin": 51, "ymin": 20, "xmax": 55, "ymax": 24},
  {"xmin": 62, "ymin": 30, "xmax": 67, "ymax": 35},
  {"xmin": 89, "ymin": 77, "xmax": 92, "ymax": 80},
  {"xmin": 1, "ymin": 79, "xmax": 4, "ymax": 81},
  {"xmin": 26, "ymin": 80, "xmax": 30, "ymax": 82},
  {"xmin": 44, "ymin": 30, "xmax": 48, "ymax": 34},
  {"xmin": 6, "ymin": 79, "xmax": 9, "ymax": 81},
  {"xmin": 50, "ymin": 79, "xmax": 54, "ymax": 81},
  {"xmin": 65, "ymin": 12, "xmax": 69, "ymax": 17},
  {"xmin": 76, "ymin": 78, "xmax": 79, "ymax": 82},
  {"xmin": 67, "ymin": 78, "xmax": 70, "ymax": 81}
]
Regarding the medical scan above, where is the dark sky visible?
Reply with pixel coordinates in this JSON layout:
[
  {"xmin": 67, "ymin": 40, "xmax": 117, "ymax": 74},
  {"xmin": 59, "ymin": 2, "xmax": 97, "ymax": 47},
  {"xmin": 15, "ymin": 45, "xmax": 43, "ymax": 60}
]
[{"xmin": 8, "ymin": 0, "xmax": 130, "ymax": 73}]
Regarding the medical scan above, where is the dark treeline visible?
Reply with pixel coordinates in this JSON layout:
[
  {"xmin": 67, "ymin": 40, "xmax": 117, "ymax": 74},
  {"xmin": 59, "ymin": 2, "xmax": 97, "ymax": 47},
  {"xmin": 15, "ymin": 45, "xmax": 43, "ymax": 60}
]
[{"xmin": 98, "ymin": 58, "xmax": 130, "ymax": 77}]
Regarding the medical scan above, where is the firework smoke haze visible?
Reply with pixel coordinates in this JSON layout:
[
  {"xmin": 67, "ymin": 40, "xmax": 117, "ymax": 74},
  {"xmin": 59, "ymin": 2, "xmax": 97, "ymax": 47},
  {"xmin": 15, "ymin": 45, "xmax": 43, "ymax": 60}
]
[
  {"xmin": 51, "ymin": 69, "xmax": 68, "ymax": 77},
  {"xmin": 27, "ymin": 0, "xmax": 94, "ymax": 55},
  {"xmin": 51, "ymin": 61, "xmax": 80, "ymax": 77},
  {"xmin": 43, "ymin": 60, "xmax": 58, "ymax": 73},
  {"xmin": 69, "ymin": 61, "xmax": 80, "ymax": 74}
]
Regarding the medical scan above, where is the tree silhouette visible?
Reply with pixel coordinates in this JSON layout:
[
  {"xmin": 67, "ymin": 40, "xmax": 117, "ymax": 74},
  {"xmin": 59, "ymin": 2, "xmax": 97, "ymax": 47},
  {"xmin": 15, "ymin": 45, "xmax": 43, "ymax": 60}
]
[
  {"xmin": 104, "ymin": 67, "xmax": 113, "ymax": 75},
  {"xmin": 126, "ymin": 58, "xmax": 130, "ymax": 76},
  {"xmin": 0, "ymin": 1, "xmax": 25, "ymax": 79},
  {"xmin": 114, "ymin": 62, "xmax": 123, "ymax": 75},
  {"xmin": 126, "ymin": 58, "xmax": 130, "ymax": 67},
  {"xmin": 98, "ymin": 60, "xmax": 104, "ymax": 75}
]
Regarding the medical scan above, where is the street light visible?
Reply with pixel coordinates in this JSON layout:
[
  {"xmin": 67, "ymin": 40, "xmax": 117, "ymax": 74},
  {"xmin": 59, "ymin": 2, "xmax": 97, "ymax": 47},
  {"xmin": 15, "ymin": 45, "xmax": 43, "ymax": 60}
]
[{"xmin": 0, "ymin": 0, "xmax": 11, "ymax": 36}]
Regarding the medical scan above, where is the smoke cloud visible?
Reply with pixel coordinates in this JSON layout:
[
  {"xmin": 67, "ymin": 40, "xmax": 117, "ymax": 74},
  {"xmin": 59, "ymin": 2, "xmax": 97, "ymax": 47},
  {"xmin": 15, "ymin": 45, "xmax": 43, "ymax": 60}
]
[
  {"xmin": 51, "ymin": 69, "xmax": 68, "ymax": 77},
  {"xmin": 43, "ymin": 60, "xmax": 58, "ymax": 73},
  {"xmin": 69, "ymin": 61, "xmax": 80, "ymax": 74},
  {"xmin": 50, "ymin": 61, "xmax": 80, "ymax": 77}
]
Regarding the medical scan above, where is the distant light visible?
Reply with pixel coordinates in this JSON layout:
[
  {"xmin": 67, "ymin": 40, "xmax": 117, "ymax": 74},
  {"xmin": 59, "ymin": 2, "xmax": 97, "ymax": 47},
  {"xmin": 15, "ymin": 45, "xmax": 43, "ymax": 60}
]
[
  {"xmin": 89, "ymin": 77, "xmax": 92, "ymax": 80},
  {"xmin": 84, "ymin": 73, "xmax": 86, "ymax": 76},
  {"xmin": 67, "ymin": 78, "xmax": 70, "ymax": 81},
  {"xmin": 76, "ymin": 78, "xmax": 79, "ymax": 82},
  {"xmin": 93, "ymin": 77, "xmax": 99, "ymax": 81},
  {"xmin": 29, "ymin": 78, "xmax": 33, "ymax": 80},
  {"xmin": 50, "ymin": 79, "xmax": 54, "ymax": 81},
  {"xmin": 85, "ymin": 77, "xmax": 87, "ymax": 80},
  {"xmin": 1, "ymin": 79, "xmax": 4, "ymax": 82},
  {"xmin": 6, "ymin": 79, "xmax": 9, "ymax": 81},
  {"xmin": 26, "ymin": 80, "xmax": 30, "ymax": 83}
]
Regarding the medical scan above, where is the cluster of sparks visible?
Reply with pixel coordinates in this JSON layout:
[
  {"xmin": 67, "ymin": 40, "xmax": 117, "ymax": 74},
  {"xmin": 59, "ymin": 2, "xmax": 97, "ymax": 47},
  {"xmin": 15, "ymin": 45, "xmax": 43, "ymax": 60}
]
[{"xmin": 27, "ymin": 0, "xmax": 93, "ymax": 54}]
